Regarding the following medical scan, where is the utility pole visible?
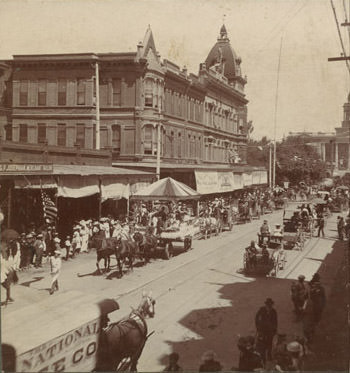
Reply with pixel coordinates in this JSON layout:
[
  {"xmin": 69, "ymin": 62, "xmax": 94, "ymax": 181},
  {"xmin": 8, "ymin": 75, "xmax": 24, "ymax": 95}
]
[
  {"xmin": 156, "ymin": 104, "xmax": 162, "ymax": 180},
  {"xmin": 95, "ymin": 61, "xmax": 100, "ymax": 150}
]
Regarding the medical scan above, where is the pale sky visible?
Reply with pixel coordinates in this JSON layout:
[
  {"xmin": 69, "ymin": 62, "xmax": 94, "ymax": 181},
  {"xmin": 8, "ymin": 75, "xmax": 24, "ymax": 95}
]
[{"xmin": 0, "ymin": 0, "xmax": 349, "ymax": 139}]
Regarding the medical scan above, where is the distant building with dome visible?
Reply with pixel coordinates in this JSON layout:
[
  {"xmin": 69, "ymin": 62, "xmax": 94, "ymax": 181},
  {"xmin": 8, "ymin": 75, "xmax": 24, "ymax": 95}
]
[
  {"xmin": 288, "ymin": 93, "xmax": 350, "ymax": 176},
  {"xmin": 0, "ymin": 25, "xmax": 266, "ymax": 198}
]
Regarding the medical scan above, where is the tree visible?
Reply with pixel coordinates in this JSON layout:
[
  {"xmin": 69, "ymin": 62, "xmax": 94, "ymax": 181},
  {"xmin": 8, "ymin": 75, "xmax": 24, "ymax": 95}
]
[
  {"xmin": 247, "ymin": 135, "xmax": 327, "ymax": 186},
  {"xmin": 275, "ymin": 136, "xmax": 327, "ymax": 185}
]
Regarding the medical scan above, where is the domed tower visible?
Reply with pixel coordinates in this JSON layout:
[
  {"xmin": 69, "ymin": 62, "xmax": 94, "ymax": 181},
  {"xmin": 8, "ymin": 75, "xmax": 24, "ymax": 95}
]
[{"xmin": 204, "ymin": 25, "xmax": 246, "ymax": 88}]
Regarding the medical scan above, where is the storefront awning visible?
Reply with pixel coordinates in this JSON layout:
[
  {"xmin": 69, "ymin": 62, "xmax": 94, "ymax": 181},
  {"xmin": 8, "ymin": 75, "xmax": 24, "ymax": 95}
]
[
  {"xmin": 57, "ymin": 176, "xmax": 99, "ymax": 198},
  {"xmin": 101, "ymin": 180, "xmax": 130, "ymax": 201}
]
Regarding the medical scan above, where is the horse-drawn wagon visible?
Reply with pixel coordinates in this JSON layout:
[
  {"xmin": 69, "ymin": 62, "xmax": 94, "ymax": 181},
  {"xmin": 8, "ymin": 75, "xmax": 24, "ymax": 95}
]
[
  {"xmin": 157, "ymin": 220, "xmax": 200, "ymax": 259},
  {"xmin": 1, "ymin": 291, "xmax": 155, "ymax": 372},
  {"xmin": 282, "ymin": 209, "xmax": 305, "ymax": 250},
  {"xmin": 243, "ymin": 245, "xmax": 285, "ymax": 277}
]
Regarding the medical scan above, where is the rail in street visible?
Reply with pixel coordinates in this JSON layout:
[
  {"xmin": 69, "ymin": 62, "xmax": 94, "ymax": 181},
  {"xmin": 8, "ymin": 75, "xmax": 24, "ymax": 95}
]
[{"xmin": 1, "ymin": 207, "xmax": 345, "ymax": 371}]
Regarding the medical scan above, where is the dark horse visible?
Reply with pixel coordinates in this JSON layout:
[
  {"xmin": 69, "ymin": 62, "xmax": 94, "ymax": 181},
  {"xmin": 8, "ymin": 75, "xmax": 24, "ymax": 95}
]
[
  {"xmin": 92, "ymin": 233, "xmax": 136, "ymax": 278},
  {"xmin": 96, "ymin": 291, "xmax": 156, "ymax": 371},
  {"xmin": 133, "ymin": 232, "xmax": 158, "ymax": 264}
]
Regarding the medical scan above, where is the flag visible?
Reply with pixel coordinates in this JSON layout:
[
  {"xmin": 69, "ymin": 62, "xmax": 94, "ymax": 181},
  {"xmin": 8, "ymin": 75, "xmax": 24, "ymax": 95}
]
[{"xmin": 41, "ymin": 191, "xmax": 57, "ymax": 223}]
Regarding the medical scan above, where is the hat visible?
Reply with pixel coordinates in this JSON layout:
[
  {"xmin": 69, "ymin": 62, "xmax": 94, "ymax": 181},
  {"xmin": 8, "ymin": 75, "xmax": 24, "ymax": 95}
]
[
  {"xmin": 93, "ymin": 221, "xmax": 100, "ymax": 226},
  {"xmin": 264, "ymin": 220, "xmax": 268, "ymax": 223},
  {"xmin": 287, "ymin": 341, "xmax": 302, "ymax": 353},
  {"xmin": 26, "ymin": 233, "xmax": 33, "ymax": 239},
  {"xmin": 54, "ymin": 237, "xmax": 61, "ymax": 243},
  {"xmin": 54, "ymin": 249, "xmax": 62, "ymax": 255},
  {"xmin": 298, "ymin": 275, "xmax": 305, "ymax": 281},
  {"xmin": 20, "ymin": 233, "xmax": 26, "ymax": 237},
  {"xmin": 265, "ymin": 298, "xmax": 274, "ymax": 305},
  {"xmin": 37, "ymin": 233, "xmax": 43, "ymax": 238},
  {"xmin": 201, "ymin": 350, "xmax": 217, "ymax": 362}
]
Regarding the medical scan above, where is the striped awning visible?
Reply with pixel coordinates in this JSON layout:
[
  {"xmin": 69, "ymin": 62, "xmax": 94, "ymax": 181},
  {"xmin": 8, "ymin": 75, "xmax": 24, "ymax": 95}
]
[{"xmin": 132, "ymin": 177, "xmax": 200, "ymax": 201}]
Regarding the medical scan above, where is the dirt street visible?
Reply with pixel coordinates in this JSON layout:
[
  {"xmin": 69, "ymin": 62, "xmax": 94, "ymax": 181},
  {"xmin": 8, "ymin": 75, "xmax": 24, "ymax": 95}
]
[{"xmin": 1, "ymin": 208, "xmax": 347, "ymax": 371}]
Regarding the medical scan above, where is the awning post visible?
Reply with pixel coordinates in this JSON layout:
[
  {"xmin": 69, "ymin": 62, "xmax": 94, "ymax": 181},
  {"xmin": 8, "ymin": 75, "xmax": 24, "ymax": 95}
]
[
  {"xmin": 7, "ymin": 186, "xmax": 12, "ymax": 227},
  {"xmin": 98, "ymin": 178, "xmax": 102, "ymax": 219}
]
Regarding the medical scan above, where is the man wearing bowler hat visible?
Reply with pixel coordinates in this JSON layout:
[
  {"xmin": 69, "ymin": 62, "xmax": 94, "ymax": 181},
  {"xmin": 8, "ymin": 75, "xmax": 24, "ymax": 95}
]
[{"xmin": 255, "ymin": 298, "xmax": 278, "ymax": 362}]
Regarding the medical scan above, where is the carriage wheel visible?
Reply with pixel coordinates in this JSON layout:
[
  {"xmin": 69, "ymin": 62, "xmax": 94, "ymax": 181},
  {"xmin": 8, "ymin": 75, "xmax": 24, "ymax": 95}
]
[
  {"xmin": 184, "ymin": 237, "xmax": 192, "ymax": 251},
  {"xmin": 164, "ymin": 242, "xmax": 173, "ymax": 260}
]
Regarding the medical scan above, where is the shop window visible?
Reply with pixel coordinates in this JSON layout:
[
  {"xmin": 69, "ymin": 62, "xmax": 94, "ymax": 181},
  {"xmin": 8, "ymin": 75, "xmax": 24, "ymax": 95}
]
[
  {"xmin": 76, "ymin": 123, "xmax": 85, "ymax": 147},
  {"xmin": 112, "ymin": 79, "xmax": 121, "ymax": 106},
  {"xmin": 77, "ymin": 79, "xmax": 85, "ymax": 105},
  {"xmin": 38, "ymin": 80, "xmax": 47, "ymax": 106},
  {"xmin": 58, "ymin": 79, "xmax": 67, "ymax": 106},
  {"xmin": 57, "ymin": 123, "xmax": 66, "ymax": 146},
  {"xmin": 112, "ymin": 125, "xmax": 120, "ymax": 152},
  {"xmin": 19, "ymin": 124, "xmax": 28, "ymax": 143},
  {"xmin": 19, "ymin": 80, "xmax": 28, "ymax": 106},
  {"xmin": 144, "ymin": 125, "xmax": 153, "ymax": 155},
  {"xmin": 38, "ymin": 123, "xmax": 46, "ymax": 144}
]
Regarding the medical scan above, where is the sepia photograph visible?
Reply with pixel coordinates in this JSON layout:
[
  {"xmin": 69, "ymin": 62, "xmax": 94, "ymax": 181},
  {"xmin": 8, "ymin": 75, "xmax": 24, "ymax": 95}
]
[{"xmin": 0, "ymin": 0, "xmax": 349, "ymax": 371}]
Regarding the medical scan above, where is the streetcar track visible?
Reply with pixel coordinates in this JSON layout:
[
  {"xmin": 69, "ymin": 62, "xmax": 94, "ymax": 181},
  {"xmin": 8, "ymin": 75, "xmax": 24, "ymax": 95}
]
[
  {"xmin": 279, "ymin": 237, "xmax": 320, "ymax": 279},
  {"xmin": 115, "ymin": 220, "xmax": 268, "ymax": 301}
]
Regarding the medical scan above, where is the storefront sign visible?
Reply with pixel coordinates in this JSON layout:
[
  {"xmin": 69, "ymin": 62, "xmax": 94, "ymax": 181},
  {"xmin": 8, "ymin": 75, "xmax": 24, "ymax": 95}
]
[
  {"xmin": 195, "ymin": 171, "xmax": 219, "ymax": 194},
  {"xmin": 0, "ymin": 163, "xmax": 53, "ymax": 174},
  {"xmin": 217, "ymin": 172, "xmax": 235, "ymax": 192},
  {"xmin": 233, "ymin": 173, "xmax": 244, "ymax": 190},
  {"xmin": 260, "ymin": 170, "xmax": 268, "ymax": 184},
  {"xmin": 243, "ymin": 172, "xmax": 253, "ymax": 186},
  {"xmin": 16, "ymin": 318, "xmax": 100, "ymax": 372},
  {"xmin": 252, "ymin": 171, "xmax": 261, "ymax": 185}
]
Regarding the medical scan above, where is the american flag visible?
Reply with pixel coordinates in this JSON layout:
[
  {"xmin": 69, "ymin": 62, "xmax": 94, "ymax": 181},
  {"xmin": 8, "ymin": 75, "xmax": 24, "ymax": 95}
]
[{"xmin": 41, "ymin": 191, "xmax": 57, "ymax": 223}]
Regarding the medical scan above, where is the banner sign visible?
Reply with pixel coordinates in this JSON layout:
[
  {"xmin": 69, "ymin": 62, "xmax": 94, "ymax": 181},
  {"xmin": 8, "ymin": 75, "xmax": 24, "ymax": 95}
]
[
  {"xmin": 260, "ymin": 170, "xmax": 268, "ymax": 184},
  {"xmin": 15, "ymin": 318, "xmax": 100, "ymax": 372},
  {"xmin": 243, "ymin": 172, "xmax": 253, "ymax": 186},
  {"xmin": 0, "ymin": 163, "xmax": 53, "ymax": 175},
  {"xmin": 252, "ymin": 171, "xmax": 261, "ymax": 185},
  {"xmin": 233, "ymin": 173, "xmax": 244, "ymax": 190},
  {"xmin": 217, "ymin": 172, "xmax": 235, "ymax": 192},
  {"xmin": 195, "ymin": 171, "xmax": 219, "ymax": 194}
]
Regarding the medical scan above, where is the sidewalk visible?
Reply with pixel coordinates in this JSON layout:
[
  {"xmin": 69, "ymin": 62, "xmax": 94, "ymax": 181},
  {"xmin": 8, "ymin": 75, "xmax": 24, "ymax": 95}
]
[{"xmin": 304, "ymin": 238, "xmax": 349, "ymax": 371}]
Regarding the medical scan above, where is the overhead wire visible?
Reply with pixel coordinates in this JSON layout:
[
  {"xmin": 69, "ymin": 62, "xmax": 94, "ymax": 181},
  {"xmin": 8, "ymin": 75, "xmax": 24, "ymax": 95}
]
[
  {"xmin": 256, "ymin": 0, "xmax": 308, "ymax": 54},
  {"xmin": 330, "ymin": 0, "xmax": 350, "ymax": 75}
]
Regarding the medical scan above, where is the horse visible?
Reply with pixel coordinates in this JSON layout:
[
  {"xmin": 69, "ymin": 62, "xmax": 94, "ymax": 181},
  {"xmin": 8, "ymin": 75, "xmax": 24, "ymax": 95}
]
[
  {"xmin": 133, "ymin": 232, "xmax": 158, "ymax": 264},
  {"xmin": 199, "ymin": 216, "xmax": 219, "ymax": 239},
  {"xmin": 90, "ymin": 232, "xmax": 116, "ymax": 274},
  {"xmin": 96, "ymin": 291, "xmax": 156, "ymax": 372}
]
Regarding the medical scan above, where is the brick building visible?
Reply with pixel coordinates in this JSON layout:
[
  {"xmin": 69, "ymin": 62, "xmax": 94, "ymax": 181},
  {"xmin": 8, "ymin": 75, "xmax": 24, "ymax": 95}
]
[{"xmin": 0, "ymin": 25, "xmax": 267, "ymax": 198}]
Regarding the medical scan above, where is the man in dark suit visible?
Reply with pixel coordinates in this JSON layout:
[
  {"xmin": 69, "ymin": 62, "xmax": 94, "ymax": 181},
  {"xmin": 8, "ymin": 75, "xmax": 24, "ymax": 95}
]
[{"xmin": 255, "ymin": 298, "xmax": 278, "ymax": 362}]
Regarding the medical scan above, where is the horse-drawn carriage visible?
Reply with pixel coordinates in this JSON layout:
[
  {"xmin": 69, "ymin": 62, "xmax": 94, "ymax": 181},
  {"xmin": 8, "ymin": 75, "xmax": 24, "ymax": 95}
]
[
  {"xmin": 133, "ymin": 219, "xmax": 200, "ymax": 260},
  {"xmin": 282, "ymin": 209, "xmax": 307, "ymax": 250},
  {"xmin": 243, "ymin": 244, "xmax": 286, "ymax": 277},
  {"xmin": 237, "ymin": 200, "xmax": 251, "ymax": 224}
]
